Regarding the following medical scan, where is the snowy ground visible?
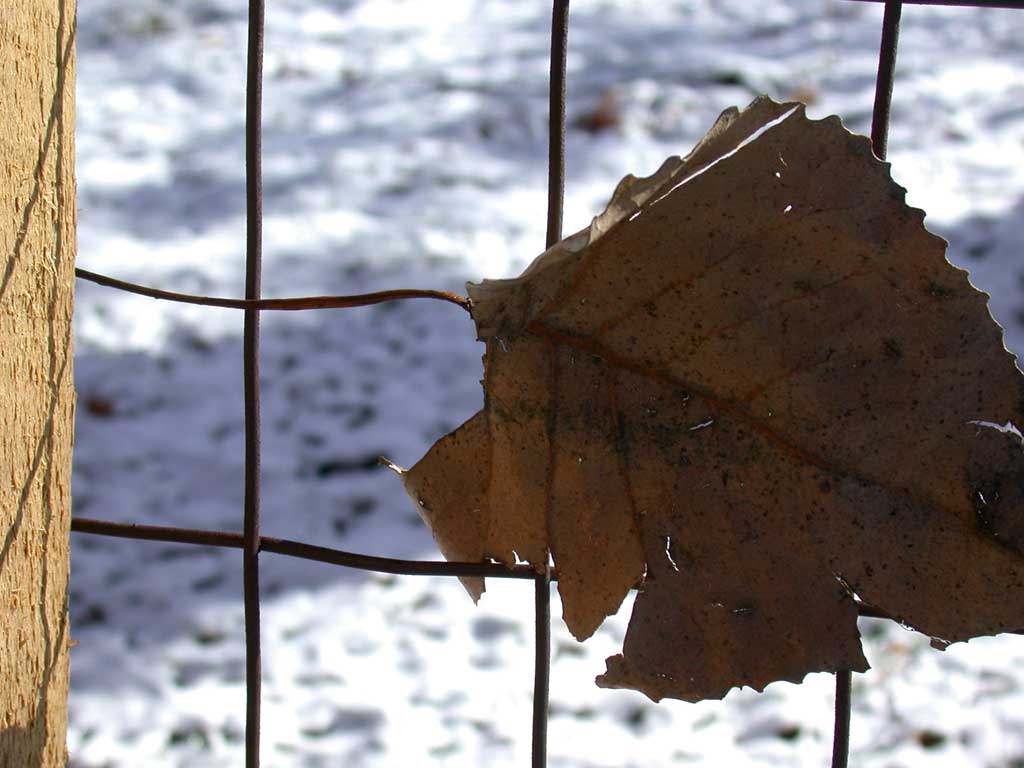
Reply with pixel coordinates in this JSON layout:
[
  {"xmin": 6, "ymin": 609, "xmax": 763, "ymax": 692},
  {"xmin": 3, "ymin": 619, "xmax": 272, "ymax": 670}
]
[{"xmin": 68, "ymin": 1, "xmax": 1024, "ymax": 766}]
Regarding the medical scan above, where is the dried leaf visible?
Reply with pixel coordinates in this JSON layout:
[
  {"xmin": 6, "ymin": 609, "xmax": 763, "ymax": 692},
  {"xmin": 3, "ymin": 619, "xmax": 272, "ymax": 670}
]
[{"xmin": 398, "ymin": 96, "xmax": 1024, "ymax": 702}]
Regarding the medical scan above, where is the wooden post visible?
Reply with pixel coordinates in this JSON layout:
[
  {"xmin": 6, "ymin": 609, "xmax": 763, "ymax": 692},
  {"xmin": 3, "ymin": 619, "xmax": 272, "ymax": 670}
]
[{"xmin": 0, "ymin": 1, "xmax": 77, "ymax": 765}]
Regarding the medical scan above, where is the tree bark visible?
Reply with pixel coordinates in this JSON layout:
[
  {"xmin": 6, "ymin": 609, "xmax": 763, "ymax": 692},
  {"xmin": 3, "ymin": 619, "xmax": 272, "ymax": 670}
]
[{"xmin": 0, "ymin": 1, "xmax": 77, "ymax": 766}]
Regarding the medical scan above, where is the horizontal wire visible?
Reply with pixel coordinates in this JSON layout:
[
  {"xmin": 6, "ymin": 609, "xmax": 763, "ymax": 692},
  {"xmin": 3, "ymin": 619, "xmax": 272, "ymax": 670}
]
[
  {"xmin": 70, "ymin": 516, "xmax": 993, "ymax": 631},
  {"xmin": 845, "ymin": 0, "xmax": 1024, "ymax": 8},
  {"xmin": 70, "ymin": 517, "xmax": 539, "ymax": 579},
  {"xmin": 75, "ymin": 267, "xmax": 472, "ymax": 313}
]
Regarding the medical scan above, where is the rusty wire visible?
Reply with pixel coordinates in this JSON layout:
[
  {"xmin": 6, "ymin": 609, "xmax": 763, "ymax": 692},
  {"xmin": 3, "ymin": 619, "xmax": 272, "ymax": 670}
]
[
  {"xmin": 532, "ymin": 4, "xmax": 571, "ymax": 764},
  {"xmin": 241, "ymin": 1, "xmax": 265, "ymax": 763},
  {"xmin": 74, "ymin": 267, "xmax": 473, "ymax": 313},
  {"xmin": 68, "ymin": 0, "xmax": 1023, "ymax": 765},
  {"xmin": 829, "ymin": 2, "xmax": 907, "ymax": 762},
  {"xmin": 850, "ymin": 0, "xmax": 1024, "ymax": 7}
]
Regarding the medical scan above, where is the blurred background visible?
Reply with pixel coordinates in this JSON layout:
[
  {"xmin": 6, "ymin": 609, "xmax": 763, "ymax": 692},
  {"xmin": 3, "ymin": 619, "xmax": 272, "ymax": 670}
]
[{"xmin": 69, "ymin": 1, "xmax": 1024, "ymax": 765}]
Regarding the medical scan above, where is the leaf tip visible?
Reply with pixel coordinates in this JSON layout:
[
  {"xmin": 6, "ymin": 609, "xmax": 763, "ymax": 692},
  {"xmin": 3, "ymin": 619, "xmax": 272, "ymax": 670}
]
[
  {"xmin": 378, "ymin": 456, "xmax": 406, "ymax": 476},
  {"xmin": 461, "ymin": 576, "xmax": 486, "ymax": 605}
]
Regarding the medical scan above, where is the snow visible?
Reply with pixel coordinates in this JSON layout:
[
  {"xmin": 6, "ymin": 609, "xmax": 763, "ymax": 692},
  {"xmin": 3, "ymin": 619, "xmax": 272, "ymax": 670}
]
[{"xmin": 68, "ymin": 1, "xmax": 1024, "ymax": 766}]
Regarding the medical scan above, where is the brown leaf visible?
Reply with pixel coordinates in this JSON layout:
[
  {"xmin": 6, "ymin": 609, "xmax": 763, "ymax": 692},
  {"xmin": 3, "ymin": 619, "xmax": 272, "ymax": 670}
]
[{"xmin": 399, "ymin": 96, "xmax": 1024, "ymax": 702}]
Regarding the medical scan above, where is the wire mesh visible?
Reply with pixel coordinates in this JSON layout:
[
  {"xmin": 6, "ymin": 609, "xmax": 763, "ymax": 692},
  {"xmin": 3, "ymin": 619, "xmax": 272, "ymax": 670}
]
[{"xmin": 66, "ymin": 1, "xmax": 1023, "ymax": 765}]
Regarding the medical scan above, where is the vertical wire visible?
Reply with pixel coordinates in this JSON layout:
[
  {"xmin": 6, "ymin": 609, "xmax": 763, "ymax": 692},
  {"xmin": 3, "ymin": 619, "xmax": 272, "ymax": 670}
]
[
  {"xmin": 532, "ymin": 572, "xmax": 552, "ymax": 768},
  {"xmin": 831, "ymin": 670, "xmax": 853, "ymax": 768},
  {"xmin": 534, "ymin": 3, "xmax": 570, "ymax": 766},
  {"xmin": 546, "ymin": 0, "xmax": 570, "ymax": 250},
  {"xmin": 832, "ymin": 3, "xmax": 904, "ymax": 766},
  {"xmin": 870, "ymin": 0, "xmax": 903, "ymax": 158},
  {"xmin": 243, "ymin": 1, "xmax": 265, "ymax": 766}
]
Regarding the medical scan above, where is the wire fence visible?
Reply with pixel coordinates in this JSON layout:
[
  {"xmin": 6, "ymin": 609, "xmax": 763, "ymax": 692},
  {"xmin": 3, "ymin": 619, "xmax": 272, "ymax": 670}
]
[{"xmin": 69, "ymin": 1, "xmax": 1024, "ymax": 766}]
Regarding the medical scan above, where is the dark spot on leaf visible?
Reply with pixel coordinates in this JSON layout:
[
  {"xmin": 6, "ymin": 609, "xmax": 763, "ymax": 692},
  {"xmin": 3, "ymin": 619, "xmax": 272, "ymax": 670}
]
[{"xmin": 883, "ymin": 338, "xmax": 902, "ymax": 360}]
